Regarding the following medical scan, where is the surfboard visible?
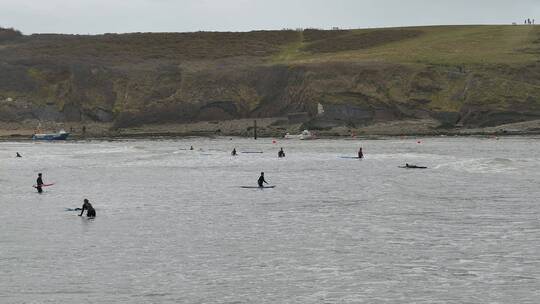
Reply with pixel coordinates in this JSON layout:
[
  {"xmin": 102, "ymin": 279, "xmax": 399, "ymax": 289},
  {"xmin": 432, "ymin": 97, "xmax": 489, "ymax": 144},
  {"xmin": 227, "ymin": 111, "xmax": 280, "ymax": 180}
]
[
  {"xmin": 241, "ymin": 186, "xmax": 276, "ymax": 189},
  {"xmin": 398, "ymin": 166, "xmax": 428, "ymax": 169},
  {"xmin": 339, "ymin": 156, "xmax": 361, "ymax": 159},
  {"xmin": 33, "ymin": 183, "xmax": 55, "ymax": 188},
  {"xmin": 65, "ymin": 208, "xmax": 82, "ymax": 211},
  {"xmin": 241, "ymin": 151, "xmax": 263, "ymax": 154}
]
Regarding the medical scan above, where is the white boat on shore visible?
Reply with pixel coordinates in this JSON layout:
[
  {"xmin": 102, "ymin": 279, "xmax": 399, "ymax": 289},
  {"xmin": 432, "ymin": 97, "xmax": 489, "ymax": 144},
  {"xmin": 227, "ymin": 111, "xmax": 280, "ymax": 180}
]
[{"xmin": 284, "ymin": 130, "xmax": 316, "ymax": 140}]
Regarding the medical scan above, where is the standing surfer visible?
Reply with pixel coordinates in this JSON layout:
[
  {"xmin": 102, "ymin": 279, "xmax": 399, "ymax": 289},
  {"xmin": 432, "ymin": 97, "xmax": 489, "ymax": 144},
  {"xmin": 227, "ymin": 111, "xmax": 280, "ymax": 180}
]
[
  {"xmin": 358, "ymin": 147, "xmax": 363, "ymax": 159},
  {"xmin": 36, "ymin": 173, "xmax": 44, "ymax": 193},
  {"xmin": 78, "ymin": 199, "xmax": 96, "ymax": 218},
  {"xmin": 232, "ymin": 148, "xmax": 237, "ymax": 156},
  {"xmin": 258, "ymin": 172, "xmax": 268, "ymax": 188},
  {"xmin": 278, "ymin": 148, "xmax": 285, "ymax": 158}
]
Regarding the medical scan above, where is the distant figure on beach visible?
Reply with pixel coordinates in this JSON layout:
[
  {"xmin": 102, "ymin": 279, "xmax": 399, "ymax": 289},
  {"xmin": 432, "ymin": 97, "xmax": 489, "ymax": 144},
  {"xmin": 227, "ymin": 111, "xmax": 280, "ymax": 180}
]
[
  {"xmin": 278, "ymin": 148, "xmax": 285, "ymax": 158},
  {"xmin": 358, "ymin": 148, "xmax": 363, "ymax": 159},
  {"xmin": 36, "ymin": 173, "xmax": 44, "ymax": 193},
  {"xmin": 16, "ymin": 152, "xmax": 22, "ymax": 158},
  {"xmin": 258, "ymin": 172, "xmax": 268, "ymax": 188},
  {"xmin": 232, "ymin": 148, "xmax": 237, "ymax": 156},
  {"xmin": 79, "ymin": 199, "xmax": 96, "ymax": 218}
]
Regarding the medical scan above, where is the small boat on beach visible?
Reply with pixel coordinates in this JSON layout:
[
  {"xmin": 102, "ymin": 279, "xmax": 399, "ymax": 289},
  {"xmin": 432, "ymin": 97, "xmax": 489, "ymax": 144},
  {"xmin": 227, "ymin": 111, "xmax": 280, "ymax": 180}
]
[
  {"xmin": 284, "ymin": 130, "xmax": 315, "ymax": 140},
  {"xmin": 32, "ymin": 129, "xmax": 70, "ymax": 140}
]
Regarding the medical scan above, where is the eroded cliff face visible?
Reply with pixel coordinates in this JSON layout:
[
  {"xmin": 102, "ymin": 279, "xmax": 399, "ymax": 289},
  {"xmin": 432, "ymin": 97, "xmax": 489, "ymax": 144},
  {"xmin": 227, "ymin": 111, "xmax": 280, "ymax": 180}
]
[{"xmin": 1, "ymin": 29, "xmax": 540, "ymax": 131}]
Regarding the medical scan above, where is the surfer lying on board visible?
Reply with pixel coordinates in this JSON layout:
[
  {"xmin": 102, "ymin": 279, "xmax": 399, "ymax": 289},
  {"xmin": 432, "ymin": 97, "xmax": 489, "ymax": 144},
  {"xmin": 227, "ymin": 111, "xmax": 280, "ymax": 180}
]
[
  {"xmin": 403, "ymin": 163, "xmax": 427, "ymax": 169},
  {"xmin": 258, "ymin": 172, "xmax": 268, "ymax": 188},
  {"xmin": 36, "ymin": 173, "xmax": 44, "ymax": 193},
  {"xmin": 79, "ymin": 199, "xmax": 96, "ymax": 218}
]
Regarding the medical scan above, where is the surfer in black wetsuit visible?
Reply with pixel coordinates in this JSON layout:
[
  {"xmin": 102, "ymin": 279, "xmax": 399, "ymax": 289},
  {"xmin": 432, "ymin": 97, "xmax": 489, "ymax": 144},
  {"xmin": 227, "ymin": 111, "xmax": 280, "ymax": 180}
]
[
  {"xmin": 232, "ymin": 148, "xmax": 237, "ymax": 156},
  {"xmin": 358, "ymin": 147, "xmax": 363, "ymax": 159},
  {"xmin": 404, "ymin": 163, "xmax": 426, "ymax": 169},
  {"xmin": 16, "ymin": 152, "xmax": 22, "ymax": 158},
  {"xmin": 79, "ymin": 199, "xmax": 96, "ymax": 218},
  {"xmin": 278, "ymin": 148, "xmax": 285, "ymax": 158},
  {"xmin": 258, "ymin": 172, "xmax": 268, "ymax": 188},
  {"xmin": 36, "ymin": 173, "xmax": 43, "ymax": 193}
]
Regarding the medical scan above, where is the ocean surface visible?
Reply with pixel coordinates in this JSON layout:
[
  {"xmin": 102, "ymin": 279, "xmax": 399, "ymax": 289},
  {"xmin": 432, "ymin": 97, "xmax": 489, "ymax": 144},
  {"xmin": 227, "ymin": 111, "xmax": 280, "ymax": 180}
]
[{"xmin": 1, "ymin": 136, "xmax": 539, "ymax": 303}]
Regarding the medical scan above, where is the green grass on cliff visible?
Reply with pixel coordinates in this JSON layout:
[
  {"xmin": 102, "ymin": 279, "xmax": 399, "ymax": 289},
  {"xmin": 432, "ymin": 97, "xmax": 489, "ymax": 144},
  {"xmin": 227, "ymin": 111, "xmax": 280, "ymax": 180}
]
[
  {"xmin": 3, "ymin": 25, "xmax": 538, "ymax": 66},
  {"xmin": 273, "ymin": 25, "xmax": 540, "ymax": 66}
]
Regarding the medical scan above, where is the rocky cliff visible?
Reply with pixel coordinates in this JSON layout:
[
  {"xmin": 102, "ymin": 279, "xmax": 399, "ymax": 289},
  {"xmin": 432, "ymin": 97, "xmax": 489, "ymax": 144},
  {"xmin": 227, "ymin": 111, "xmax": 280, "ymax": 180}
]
[{"xmin": 1, "ymin": 25, "xmax": 540, "ymax": 135}]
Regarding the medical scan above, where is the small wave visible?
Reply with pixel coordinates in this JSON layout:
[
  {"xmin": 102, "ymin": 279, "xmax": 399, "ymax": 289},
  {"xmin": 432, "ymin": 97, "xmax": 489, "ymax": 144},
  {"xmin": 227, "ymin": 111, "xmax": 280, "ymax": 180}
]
[{"xmin": 437, "ymin": 158, "xmax": 516, "ymax": 173}]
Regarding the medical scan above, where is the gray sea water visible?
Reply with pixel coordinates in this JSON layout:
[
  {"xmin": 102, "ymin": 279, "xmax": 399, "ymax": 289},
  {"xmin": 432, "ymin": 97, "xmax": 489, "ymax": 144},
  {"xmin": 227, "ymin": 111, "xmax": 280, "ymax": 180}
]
[{"xmin": 1, "ymin": 136, "xmax": 539, "ymax": 303}]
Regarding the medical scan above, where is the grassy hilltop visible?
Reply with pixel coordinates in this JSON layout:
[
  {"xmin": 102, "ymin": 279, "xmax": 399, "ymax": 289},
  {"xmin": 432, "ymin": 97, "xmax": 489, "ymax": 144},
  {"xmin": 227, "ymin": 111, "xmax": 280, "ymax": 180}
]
[{"xmin": 1, "ymin": 25, "xmax": 540, "ymax": 136}]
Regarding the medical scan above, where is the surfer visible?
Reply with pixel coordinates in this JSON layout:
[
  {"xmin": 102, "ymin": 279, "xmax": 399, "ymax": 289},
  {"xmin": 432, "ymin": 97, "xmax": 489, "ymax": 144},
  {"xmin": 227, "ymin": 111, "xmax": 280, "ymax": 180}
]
[
  {"xmin": 78, "ymin": 199, "xmax": 96, "ymax": 218},
  {"xmin": 258, "ymin": 172, "xmax": 268, "ymax": 188},
  {"xmin": 278, "ymin": 148, "xmax": 285, "ymax": 158},
  {"xmin": 358, "ymin": 147, "xmax": 363, "ymax": 159},
  {"xmin": 232, "ymin": 148, "xmax": 237, "ymax": 156},
  {"xmin": 404, "ymin": 163, "xmax": 427, "ymax": 169},
  {"xmin": 16, "ymin": 152, "xmax": 22, "ymax": 158},
  {"xmin": 190, "ymin": 146, "xmax": 194, "ymax": 150},
  {"xmin": 36, "ymin": 173, "xmax": 44, "ymax": 193}
]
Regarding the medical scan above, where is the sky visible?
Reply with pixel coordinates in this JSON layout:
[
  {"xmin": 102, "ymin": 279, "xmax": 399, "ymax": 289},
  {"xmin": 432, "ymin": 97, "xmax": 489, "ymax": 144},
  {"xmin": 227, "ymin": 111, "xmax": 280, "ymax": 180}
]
[{"xmin": 1, "ymin": 0, "xmax": 539, "ymax": 34}]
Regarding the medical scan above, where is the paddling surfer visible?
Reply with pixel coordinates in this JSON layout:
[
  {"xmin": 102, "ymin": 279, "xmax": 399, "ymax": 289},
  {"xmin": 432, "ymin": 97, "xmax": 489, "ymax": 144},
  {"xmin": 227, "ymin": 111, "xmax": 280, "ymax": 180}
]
[
  {"xmin": 404, "ymin": 163, "xmax": 426, "ymax": 169},
  {"xmin": 258, "ymin": 172, "xmax": 268, "ymax": 188},
  {"xmin": 358, "ymin": 147, "xmax": 363, "ymax": 159},
  {"xmin": 36, "ymin": 173, "xmax": 44, "ymax": 193},
  {"xmin": 16, "ymin": 152, "xmax": 22, "ymax": 158},
  {"xmin": 79, "ymin": 199, "xmax": 96, "ymax": 218}
]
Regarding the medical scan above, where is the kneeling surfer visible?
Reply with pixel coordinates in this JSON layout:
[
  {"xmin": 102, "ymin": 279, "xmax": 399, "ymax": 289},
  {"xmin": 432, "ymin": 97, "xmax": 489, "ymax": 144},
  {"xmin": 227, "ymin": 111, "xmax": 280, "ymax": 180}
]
[{"xmin": 79, "ymin": 199, "xmax": 96, "ymax": 218}]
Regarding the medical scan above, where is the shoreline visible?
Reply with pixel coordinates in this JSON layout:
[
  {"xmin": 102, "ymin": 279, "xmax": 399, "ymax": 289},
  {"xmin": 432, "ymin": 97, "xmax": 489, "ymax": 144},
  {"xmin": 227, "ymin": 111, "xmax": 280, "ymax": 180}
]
[{"xmin": 2, "ymin": 118, "xmax": 540, "ymax": 141}]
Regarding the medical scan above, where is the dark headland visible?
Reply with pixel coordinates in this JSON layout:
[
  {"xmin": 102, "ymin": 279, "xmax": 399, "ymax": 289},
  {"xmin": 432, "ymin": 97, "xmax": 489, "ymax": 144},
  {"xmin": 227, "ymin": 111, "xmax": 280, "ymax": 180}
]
[{"xmin": 2, "ymin": 25, "xmax": 540, "ymax": 139}]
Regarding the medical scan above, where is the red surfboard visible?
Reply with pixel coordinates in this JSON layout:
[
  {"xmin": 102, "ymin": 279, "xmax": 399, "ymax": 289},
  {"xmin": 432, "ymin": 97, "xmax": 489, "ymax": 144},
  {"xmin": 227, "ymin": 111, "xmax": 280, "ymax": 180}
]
[{"xmin": 33, "ymin": 183, "xmax": 55, "ymax": 188}]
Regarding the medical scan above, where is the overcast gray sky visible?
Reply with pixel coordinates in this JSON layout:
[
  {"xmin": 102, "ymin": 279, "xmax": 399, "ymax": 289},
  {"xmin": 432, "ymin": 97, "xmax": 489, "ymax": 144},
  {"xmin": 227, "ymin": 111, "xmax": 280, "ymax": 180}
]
[{"xmin": 1, "ymin": 0, "xmax": 539, "ymax": 34}]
